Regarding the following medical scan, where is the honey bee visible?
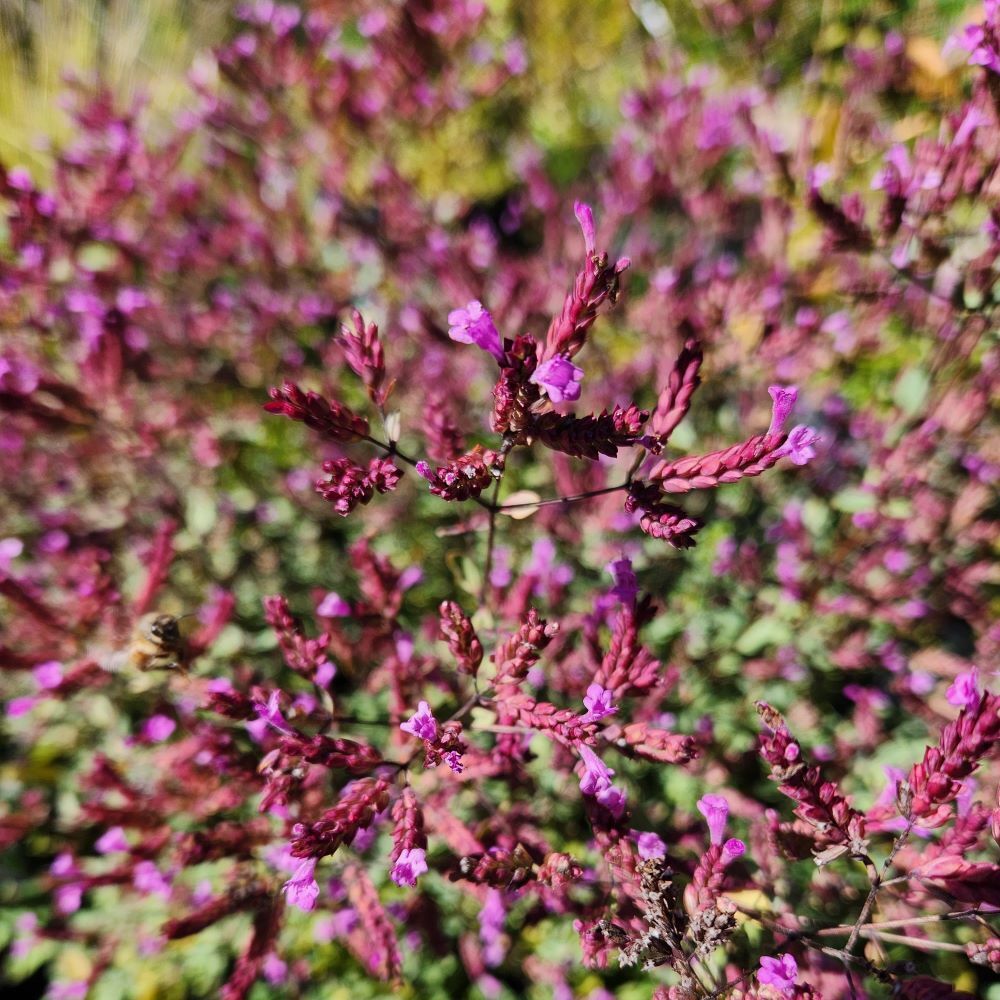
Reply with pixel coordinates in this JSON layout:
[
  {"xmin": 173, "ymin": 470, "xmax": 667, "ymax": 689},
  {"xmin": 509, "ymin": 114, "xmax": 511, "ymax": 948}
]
[{"xmin": 104, "ymin": 613, "xmax": 191, "ymax": 676}]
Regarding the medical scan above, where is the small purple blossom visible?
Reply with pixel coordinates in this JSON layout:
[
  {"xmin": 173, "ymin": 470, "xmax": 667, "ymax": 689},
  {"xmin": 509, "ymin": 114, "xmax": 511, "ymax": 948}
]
[
  {"xmin": 581, "ymin": 683, "xmax": 617, "ymax": 722},
  {"xmin": 447, "ymin": 300, "xmax": 505, "ymax": 362},
  {"xmin": 133, "ymin": 860, "xmax": 171, "ymax": 898},
  {"xmin": 530, "ymin": 355, "xmax": 584, "ymax": 403},
  {"xmin": 578, "ymin": 744, "xmax": 615, "ymax": 796},
  {"xmin": 697, "ymin": 793, "xmax": 730, "ymax": 845},
  {"xmin": 946, "ymin": 669, "xmax": 981, "ymax": 711},
  {"xmin": 442, "ymin": 750, "xmax": 464, "ymax": 774},
  {"xmin": 776, "ymin": 425, "xmax": 819, "ymax": 466},
  {"xmin": 574, "ymin": 201, "xmax": 597, "ymax": 256},
  {"xmin": 390, "ymin": 847, "xmax": 428, "ymax": 887},
  {"xmin": 607, "ymin": 556, "xmax": 638, "ymax": 605},
  {"xmin": 32, "ymin": 660, "xmax": 63, "ymax": 689},
  {"xmin": 758, "ymin": 953, "xmax": 798, "ymax": 994},
  {"xmin": 262, "ymin": 952, "xmax": 288, "ymax": 985},
  {"xmin": 253, "ymin": 691, "xmax": 291, "ymax": 734},
  {"xmin": 317, "ymin": 590, "xmax": 351, "ymax": 616},
  {"xmin": 635, "ymin": 831, "xmax": 667, "ymax": 860},
  {"xmin": 767, "ymin": 385, "xmax": 798, "ymax": 437},
  {"xmin": 596, "ymin": 784, "xmax": 627, "ymax": 818},
  {"xmin": 721, "ymin": 838, "xmax": 746, "ymax": 864},
  {"xmin": 282, "ymin": 857, "xmax": 319, "ymax": 911},
  {"xmin": 142, "ymin": 714, "xmax": 177, "ymax": 742},
  {"xmin": 95, "ymin": 826, "xmax": 129, "ymax": 855},
  {"xmin": 400, "ymin": 700, "xmax": 438, "ymax": 742}
]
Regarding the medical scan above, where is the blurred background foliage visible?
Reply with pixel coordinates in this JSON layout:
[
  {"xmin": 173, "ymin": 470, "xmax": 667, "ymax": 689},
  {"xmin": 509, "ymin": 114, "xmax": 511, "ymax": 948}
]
[{"xmin": 0, "ymin": 0, "xmax": 979, "ymax": 192}]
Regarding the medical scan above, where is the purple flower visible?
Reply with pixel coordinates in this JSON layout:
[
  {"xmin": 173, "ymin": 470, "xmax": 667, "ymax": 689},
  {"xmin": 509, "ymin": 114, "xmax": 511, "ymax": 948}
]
[
  {"xmin": 133, "ymin": 860, "xmax": 171, "ymax": 898},
  {"xmin": 6, "ymin": 696, "xmax": 37, "ymax": 717},
  {"xmin": 95, "ymin": 826, "xmax": 129, "ymax": 855},
  {"xmin": 721, "ymin": 838, "xmax": 746, "ymax": 864},
  {"xmin": 635, "ymin": 831, "xmax": 666, "ymax": 860},
  {"xmin": 253, "ymin": 691, "xmax": 291, "ymax": 733},
  {"xmin": 282, "ymin": 857, "xmax": 319, "ymax": 911},
  {"xmin": 776, "ymin": 425, "xmax": 819, "ymax": 466},
  {"xmin": 442, "ymin": 750, "xmax": 464, "ymax": 774},
  {"xmin": 142, "ymin": 714, "xmax": 176, "ymax": 742},
  {"xmin": 530, "ymin": 355, "xmax": 584, "ymax": 403},
  {"xmin": 479, "ymin": 888, "xmax": 507, "ymax": 967},
  {"xmin": 574, "ymin": 201, "xmax": 597, "ymax": 256},
  {"xmin": 400, "ymin": 700, "xmax": 438, "ymax": 742},
  {"xmin": 946, "ymin": 669, "xmax": 981, "ymax": 711},
  {"xmin": 581, "ymin": 683, "xmax": 617, "ymax": 722},
  {"xmin": 32, "ymin": 660, "xmax": 63, "ymax": 689},
  {"xmin": 390, "ymin": 847, "xmax": 428, "ymax": 887},
  {"xmin": 447, "ymin": 300, "xmax": 505, "ymax": 362},
  {"xmin": 262, "ymin": 952, "xmax": 288, "ymax": 985},
  {"xmin": 697, "ymin": 794, "xmax": 730, "ymax": 845},
  {"xmin": 596, "ymin": 785, "xmax": 627, "ymax": 818},
  {"xmin": 578, "ymin": 744, "xmax": 614, "ymax": 796},
  {"xmin": 316, "ymin": 590, "xmax": 350, "ymax": 616},
  {"xmin": 767, "ymin": 385, "xmax": 798, "ymax": 437},
  {"xmin": 758, "ymin": 953, "xmax": 798, "ymax": 994},
  {"xmin": 607, "ymin": 556, "xmax": 638, "ymax": 605}
]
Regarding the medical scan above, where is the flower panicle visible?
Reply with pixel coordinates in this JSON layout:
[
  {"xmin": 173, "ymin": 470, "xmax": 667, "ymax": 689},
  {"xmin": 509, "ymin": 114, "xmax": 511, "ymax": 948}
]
[
  {"xmin": 649, "ymin": 337, "xmax": 703, "ymax": 442},
  {"xmin": 340, "ymin": 309, "xmax": 390, "ymax": 407},
  {"xmin": 492, "ymin": 608, "xmax": 559, "ymax": 687},
  {"xmin": 438, "ymin": 600, "xmax": 483, "ymax": 677},
  {"xmin": 531, "ymin": 403, "xmax": 649, "ymax": 460},
  {"xmin": 543, "ymin": 202, "xmax": 630, "ymax": 361},
  {"xmin": 315, "ymin": 456, "xmax": 401, "ymax": 516},
  {"xmin": 264, "ymin": 380, "xmax": 369, "ymax": 442},
  {"xmin": 415, "ymin": 445, "xmax": 505, "ymax": 501},
  {"xmin": 756, "ymin": 702, "xmax": 867, "ymax": 861},
  {"xmin": 289, "ymin": 777, "xmax": 391, "ymax": 859}
]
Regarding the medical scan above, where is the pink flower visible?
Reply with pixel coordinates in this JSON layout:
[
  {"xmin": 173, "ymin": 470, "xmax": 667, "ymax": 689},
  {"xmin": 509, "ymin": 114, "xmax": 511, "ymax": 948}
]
[
  {"xmin": 530, "ymin": 356, "xmax": 584, "ymax": 403},
  {"xmin": 635, "ymin": 831, "xmax": 666, "ymax": 859},
  {"xmin": 776, "ymin": 425, "xmax": 819, "ymax": 466},
  {"xmin": 581, "ymin": 683, "xmax": 617, "ymax": 722},
  {"xmin": 767, "ymin": 385, "xmax": 798, "ymax": 437},
  {"xmin": 262, "ymin": 952, "xmax": 288, "ymax": 984},
  {"xmin": 316, "ymin": 590, "xmax": 351, "ymax": 616},
  {"xmin": 574, "ymin": 201, "xmax": 597, "ymax": 256},
  {"xmin": 400, "ymin": 700, "xmax": 438, "ymax": 742},
  {"xmin": 721, "ymin": 838, "xmax": 746, "ymax": 864},
  {"xmin": 946, "ymin": 669, "xmax": 980, "ymax": 711},
  {"xmin": 447, "ymin": 300, "xmax": 505, "ymax": 362},
  {"xmin": 133, "ymin": 861, "xmax": 171, "ymax": 898},
  {"xmin": 32, "ymin": 660, "xmax": 63, "ymax": 689},
  {"xmin": 697, "ymin": 794, "xmax": 729, "ymax": 845},
  {"xmin": 607, "ymin": 557, "xmax": 638, "ymax": 605},
  {"xmin": 253, "ymin": 691, "xmax": 291, "ymax": 733},
  {"xmin": 596, "ymin": 785, "xmax": 627, "ymax": 818},
  {"xmin": 758, "ymin": 953, "xmax": 798, "ymax": 994},
  {"xmin": 390, "ymin": 847, "xmax": 428, "ymax": 887},
  {"xmin": 55, "ymin": 884, "xmax": 82, "ymax": 914},
  {"xmin": 578, "ymin": 744, "xmax": 614, "ymax": 796},
  {"xmin": 142, "ymin": 714, "xmax": 176, "ymax": 742},
  {"xmin": 95, "ymin": 826, "xmax": 129, "ymax": 854},
  {"xmin": 6, "ymin": 696, "xmax": 37, "ymax": 718},
  {"xmin": 282, "ymin": 857, "xmax": 319, "ymax": 911}
]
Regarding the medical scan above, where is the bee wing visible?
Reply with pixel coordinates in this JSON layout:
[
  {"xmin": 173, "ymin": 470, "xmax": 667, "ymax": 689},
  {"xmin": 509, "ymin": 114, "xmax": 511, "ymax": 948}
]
[{"xmin": 102, "ymin": 648, "xmax": 130, "ymax": 674}]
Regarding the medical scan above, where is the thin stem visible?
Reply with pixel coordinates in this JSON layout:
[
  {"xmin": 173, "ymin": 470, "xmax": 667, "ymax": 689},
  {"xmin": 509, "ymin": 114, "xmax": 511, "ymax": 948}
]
[
  {"xmin": 497, "ymin": 481, "xmax": 629, "ymax": 511},
  {"xmin": 863, "ymin": 930, "xmax": 967, "ymax": 954},
  {"xmin": 480, "ymin": 475, "xmax": 502, "ymax": 605},
  {"xmin": 846, "ymin": 825, "xmax": 913, "ymax": 955}
]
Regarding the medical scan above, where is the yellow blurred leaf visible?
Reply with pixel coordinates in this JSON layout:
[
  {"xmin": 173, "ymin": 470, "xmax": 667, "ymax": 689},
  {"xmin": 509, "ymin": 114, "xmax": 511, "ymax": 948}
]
[{"xmin": 499, "ymin": 490, "xmax": 542, "ymax": 518}]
